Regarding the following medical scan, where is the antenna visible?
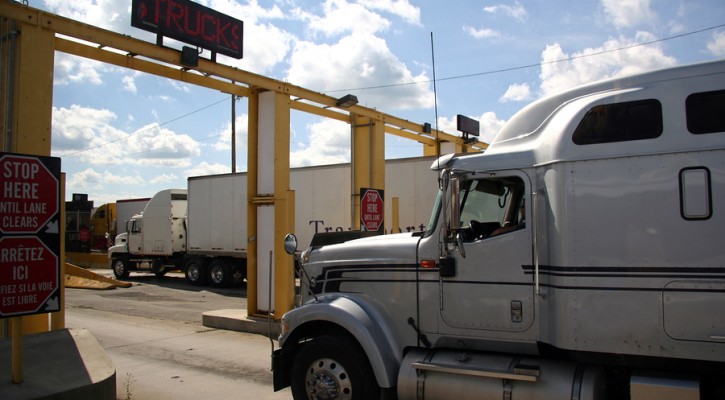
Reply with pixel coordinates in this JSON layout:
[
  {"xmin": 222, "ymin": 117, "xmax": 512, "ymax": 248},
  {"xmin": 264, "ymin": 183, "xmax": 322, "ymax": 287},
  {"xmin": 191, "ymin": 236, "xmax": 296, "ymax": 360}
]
[{"xmin": 430, "ymin": 32, "xmax": 440, "ymax": 160}]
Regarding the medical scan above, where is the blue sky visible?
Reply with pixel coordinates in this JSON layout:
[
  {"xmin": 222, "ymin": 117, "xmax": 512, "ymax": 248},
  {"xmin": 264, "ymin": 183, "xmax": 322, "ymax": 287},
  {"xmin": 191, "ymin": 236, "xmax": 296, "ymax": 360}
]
[{"xmin": 37, "ymin": 0, "xmax": 725, "ymax": 205}]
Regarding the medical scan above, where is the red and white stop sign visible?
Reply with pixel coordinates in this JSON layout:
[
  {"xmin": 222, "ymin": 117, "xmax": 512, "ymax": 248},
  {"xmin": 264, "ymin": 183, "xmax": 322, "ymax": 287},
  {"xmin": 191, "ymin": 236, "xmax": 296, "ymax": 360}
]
[
  {"xmin": 0, "ymin": 154, "xmax": 60, "ymax": 234},
  {"xmin": 360, "ymin": 188, "xmax": 384, "ymax": 232},
  {"xmin": 0, "ymin": 236, "xmax": 59, "ymax": 317}
]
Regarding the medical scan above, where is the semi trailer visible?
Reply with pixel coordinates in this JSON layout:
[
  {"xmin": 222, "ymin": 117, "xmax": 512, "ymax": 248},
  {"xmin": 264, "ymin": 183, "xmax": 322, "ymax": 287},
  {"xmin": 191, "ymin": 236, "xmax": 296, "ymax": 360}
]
[{"xmin": 108, "ymin": 157, "xmax": 438, "ymax": 287}]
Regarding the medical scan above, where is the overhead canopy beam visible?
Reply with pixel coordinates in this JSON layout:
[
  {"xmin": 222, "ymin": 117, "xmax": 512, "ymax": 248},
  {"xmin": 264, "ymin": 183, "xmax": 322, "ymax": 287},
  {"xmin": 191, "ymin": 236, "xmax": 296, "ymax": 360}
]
[{"xmin": 4, "ymin": 2, "xmax": 485, "ymax": 151}]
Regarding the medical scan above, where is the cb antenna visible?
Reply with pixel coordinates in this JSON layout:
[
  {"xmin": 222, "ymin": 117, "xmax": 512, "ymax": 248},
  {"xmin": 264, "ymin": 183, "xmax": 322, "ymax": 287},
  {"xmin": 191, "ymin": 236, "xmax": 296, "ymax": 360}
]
[{"xmin": 430, "ymin": 32, "xmax": 440, "ymax": 161}]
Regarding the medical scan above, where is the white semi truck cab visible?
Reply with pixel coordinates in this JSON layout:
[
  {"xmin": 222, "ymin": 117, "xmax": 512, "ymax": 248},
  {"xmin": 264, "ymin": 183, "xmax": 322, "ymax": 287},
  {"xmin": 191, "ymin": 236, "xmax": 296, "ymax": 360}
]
[{"xmin": 273, "ymin": 60, "xmax": 725, "ymax": 400}]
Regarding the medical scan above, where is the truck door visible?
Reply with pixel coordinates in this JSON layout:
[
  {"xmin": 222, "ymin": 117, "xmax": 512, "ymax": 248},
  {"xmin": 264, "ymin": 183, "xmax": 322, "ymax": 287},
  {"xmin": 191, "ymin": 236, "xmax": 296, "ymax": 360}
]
[
  {"xmin": 440, "ymin": 172, "xmax": 534, "ymax": 334},
  {"xmin": 128, "ymin": 218, "xmax": 143, "ymax": 253}
]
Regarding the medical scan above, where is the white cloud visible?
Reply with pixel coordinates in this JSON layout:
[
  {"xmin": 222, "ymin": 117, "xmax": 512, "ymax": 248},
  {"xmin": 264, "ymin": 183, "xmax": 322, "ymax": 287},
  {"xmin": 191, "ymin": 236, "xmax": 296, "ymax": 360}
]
[
  {"xmin": 185, "ymin": 162, "xmax": 231, "ymax": 177},
  {"xmin": 707, "ymin": 31, "xmax": 725, "ymax": 57},
  {"xmin": 121, "ymin": 75, "xmax": 137, "ymax": 94},
  {"xmin": 500, "ymin": 83, "xmax": 532, "ymax": 103},
  {"xmin": 478, "ymin": 112, "xmax": 507, "ymax": 144},
  {"xmin": 293, "ymin": 0, "xmax": 392, "ymax": 36},
  {"xmin": 127, "ymin": 124, "xmax": 201, "ymax": 166},
  {"xmin": 601, "ymin": 0, "xmax": 655, "ymax": 29},
  {"xmin": 464, "ymin": 26, "xmax": 501, "ymax": 40},
  {"xmin": 287, "ymin": 33, "xmax": 433, "ymax": 110},
  {"xmin": 52, "ymin": 105, "xmax": 119, "ymax": 151},
  {"xmin": 357, "ymin": 0, "xmax": 422, "ymax": 25},
  {"xmin": 483, "ymin": 2, "xmax": 527, "ymax": 21},
  {"xmin": 65, "ymin": 168, "xmax": 144, "ymax": 192},
  {"xmin": 290, "ymin": 119, "xmax": 350, "ymax": 167},
  {"xmin": 539, "ymin": 32, "xmax": 676, "ymax": 97},
  {"xmin": 54, "ymin": 53, "xmax": 104, "ymax": 86},
  {"xmin": 213, "ymin": 114, "xmax": 249, "ymax": 151},
  {"xmin": 149, "ymin": 173, "xmax": 180, "ymax": 185},
  {"xmin": 52, "ymin": 105, "xmax": 201, "ymax": 167},
  {"xmin": 42, "ymin": 0, "xmax": 129, "ymax": 34}
]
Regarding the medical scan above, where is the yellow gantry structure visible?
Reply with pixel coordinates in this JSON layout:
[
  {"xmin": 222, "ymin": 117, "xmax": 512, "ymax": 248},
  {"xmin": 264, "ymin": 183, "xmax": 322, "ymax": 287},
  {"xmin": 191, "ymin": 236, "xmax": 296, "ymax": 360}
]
[{"xmin": 0, "ymin": 1, "xmax": 486, "ymax": 322}]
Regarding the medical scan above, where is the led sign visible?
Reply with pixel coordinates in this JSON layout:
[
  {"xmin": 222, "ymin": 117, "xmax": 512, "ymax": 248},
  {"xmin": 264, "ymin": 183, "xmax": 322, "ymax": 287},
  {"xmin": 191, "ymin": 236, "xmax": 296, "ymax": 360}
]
[{"xmin": 131, "ymin": 0, "xmax": 243, "ymax": 59}]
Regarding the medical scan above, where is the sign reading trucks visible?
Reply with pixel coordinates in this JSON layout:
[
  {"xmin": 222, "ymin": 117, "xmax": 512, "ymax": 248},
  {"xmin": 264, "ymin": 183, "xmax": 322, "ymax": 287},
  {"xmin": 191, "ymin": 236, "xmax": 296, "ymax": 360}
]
[{"xmin": 131, "ymin": 0, "xmax": 244, "ymax": 59}]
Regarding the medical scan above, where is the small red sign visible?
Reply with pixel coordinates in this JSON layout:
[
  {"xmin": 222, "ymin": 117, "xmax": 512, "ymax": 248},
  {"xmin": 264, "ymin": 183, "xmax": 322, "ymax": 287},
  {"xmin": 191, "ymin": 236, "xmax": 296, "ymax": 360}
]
[
  {"xmin": 0, "ymin": 236, "xmax": 59, "ymax": 317},
  {"xmin": 0, "ymin": 154, "xmax": 59, "ymax": 234},
  {"xmin": 360, "ymin": 188, "xmax": 384, "ymax": 232}
]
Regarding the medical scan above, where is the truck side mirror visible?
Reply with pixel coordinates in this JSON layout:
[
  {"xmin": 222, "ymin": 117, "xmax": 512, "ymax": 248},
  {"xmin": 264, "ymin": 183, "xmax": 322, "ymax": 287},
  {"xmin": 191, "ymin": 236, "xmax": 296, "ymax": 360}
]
[
  {"xmin": 450, "ymin": 178, "xmax": 461, "ymax": 231},
  {"xmin": 284, "ymin": 234, "xmax": 298, "ymax": 255}
]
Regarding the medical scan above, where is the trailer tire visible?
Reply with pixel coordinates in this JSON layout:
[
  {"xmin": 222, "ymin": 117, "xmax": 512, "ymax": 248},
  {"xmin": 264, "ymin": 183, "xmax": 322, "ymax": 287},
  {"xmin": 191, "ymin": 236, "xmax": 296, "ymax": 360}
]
[
  {"xmin": 185, "ymin": 258, "xmax": 208, "ymax": 286},
  {"xmin": 209, "ymin": 259, "xmax": 233, "ymax": 288},
  {"xmin": 290, "ymin": 334, "xmax": 380, "ymax": 400},
  {"xmin": 112, "ymin": 257, "xmax": 130, "ymax": 279}
]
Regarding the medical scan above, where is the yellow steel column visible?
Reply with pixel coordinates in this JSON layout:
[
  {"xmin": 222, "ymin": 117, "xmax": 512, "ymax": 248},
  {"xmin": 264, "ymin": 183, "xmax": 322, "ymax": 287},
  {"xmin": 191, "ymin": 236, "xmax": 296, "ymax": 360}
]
[
  {"xmin": 9, "ymin": 20, "xmax": 56, "ymax": 334},
  {"xmin": 249, "ymin": 90, "xmax": 295, "ymax": 318},
  {"xmin": 272, "ymin": 92, "xmax": 294, "ymax": 318},
  {"xmin": 351, "ymin": 114, "xmax": 385, "ymax": 230},
  {"xmin": 50, "ymin": 174, "xmax": 66, "ymax": 331},
  {"xmin": 12, "ymin": 21, "xmax": 54, "ymax": 155},
  {"xmin": 247, "ymin": 89, "xmax": 259, "ymax": 314}
]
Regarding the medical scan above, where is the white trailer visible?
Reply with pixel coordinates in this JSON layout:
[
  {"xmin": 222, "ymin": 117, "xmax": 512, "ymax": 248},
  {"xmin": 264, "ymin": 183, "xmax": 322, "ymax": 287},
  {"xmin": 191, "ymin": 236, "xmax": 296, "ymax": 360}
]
[
  {"xmin": 273, "ymin": 60, "xmax": 725, "ymax": 399},
  {"xmin": 114, "ymin": 197, "xmax": 150, "ymax": 234},
  {"xmin": 109, "ymin": 157, "xmax": 438, "ymax": 287}
]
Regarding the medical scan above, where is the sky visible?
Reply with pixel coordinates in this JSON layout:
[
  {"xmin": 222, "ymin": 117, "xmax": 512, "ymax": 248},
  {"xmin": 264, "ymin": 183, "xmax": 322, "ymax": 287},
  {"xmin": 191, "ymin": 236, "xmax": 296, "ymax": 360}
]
[{"xmin": 34, "ymin": 0, "xmax": 725, "ymax": 205}]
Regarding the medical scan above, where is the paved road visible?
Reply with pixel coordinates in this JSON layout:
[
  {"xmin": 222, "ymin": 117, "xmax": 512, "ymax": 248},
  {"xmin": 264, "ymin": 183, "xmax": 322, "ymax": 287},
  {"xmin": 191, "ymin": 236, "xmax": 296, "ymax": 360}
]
[{"xmin": 65, "ymin": 271, "xmax": 291, "ymax": 400}]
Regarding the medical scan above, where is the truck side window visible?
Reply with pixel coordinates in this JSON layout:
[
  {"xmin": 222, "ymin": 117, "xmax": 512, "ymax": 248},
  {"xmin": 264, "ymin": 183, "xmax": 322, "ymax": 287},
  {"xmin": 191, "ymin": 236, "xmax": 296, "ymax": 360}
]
[
  {"xmin": 686, "ymin": 89, "xmax": 725, "ymax": 134},
  {"xmin": 459, "ymin": 177, "xmax": 525, "ymax": 241},
  {"xmin": 572, "ymin": 99, "xmax": 662, "ymax": 145},
  {"xmin": 131, "ymin": 220, "xmax": 142, "ymax": 234}
]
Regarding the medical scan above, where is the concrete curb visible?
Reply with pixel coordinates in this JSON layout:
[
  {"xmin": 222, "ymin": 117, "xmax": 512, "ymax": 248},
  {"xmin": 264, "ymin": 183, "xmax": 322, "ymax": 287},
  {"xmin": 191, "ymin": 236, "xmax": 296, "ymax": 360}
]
[
  {"xmin": 202, "ymin": 308, "xmax": 281, "ymax": 338},
  {"xmin": 0, "ymin": 328, "xmax": 116, "ymax": 400}
]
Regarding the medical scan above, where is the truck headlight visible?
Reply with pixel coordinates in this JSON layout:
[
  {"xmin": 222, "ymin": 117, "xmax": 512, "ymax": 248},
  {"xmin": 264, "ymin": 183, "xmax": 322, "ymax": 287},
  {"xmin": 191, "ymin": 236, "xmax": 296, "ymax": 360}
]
[{"xmin": 279, "ymin": 317, "xmax": 289, "ymax": 337}]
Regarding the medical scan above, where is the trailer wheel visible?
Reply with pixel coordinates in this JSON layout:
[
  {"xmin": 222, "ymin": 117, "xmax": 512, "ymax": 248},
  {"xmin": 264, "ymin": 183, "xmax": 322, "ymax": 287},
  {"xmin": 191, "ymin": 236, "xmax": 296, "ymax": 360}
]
[
  {"xmin": 291, "ymin": 334, "xmax": 379, "ymax": 400},
  {"xmin": 209, "ymin": 259, "xmax": 233, "ymax": 288},
  {"xmin": 185, "ymin": 258, "xmax": 208, "ymax": 286},
  {"xmin": 112, "ymin": 257, "xmax": 130, "ymax": 279}
]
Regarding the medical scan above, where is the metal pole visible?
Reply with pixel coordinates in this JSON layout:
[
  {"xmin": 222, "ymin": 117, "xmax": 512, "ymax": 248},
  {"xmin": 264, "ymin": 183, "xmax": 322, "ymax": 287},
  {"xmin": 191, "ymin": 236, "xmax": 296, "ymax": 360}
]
[
  {"xmin": 11, "ymin": 317, "xmax": 23, "ymax": 383},
  {"xmin": 231, "ymin": 94, "xmax": 236, "ymax": 173}
]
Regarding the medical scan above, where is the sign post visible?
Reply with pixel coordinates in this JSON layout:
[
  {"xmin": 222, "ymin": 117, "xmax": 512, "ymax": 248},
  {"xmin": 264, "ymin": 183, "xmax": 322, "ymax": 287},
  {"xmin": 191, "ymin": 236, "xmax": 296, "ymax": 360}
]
[{"xmin": 360, "ymin": 188, "xmax": 384, "ymax": 233}]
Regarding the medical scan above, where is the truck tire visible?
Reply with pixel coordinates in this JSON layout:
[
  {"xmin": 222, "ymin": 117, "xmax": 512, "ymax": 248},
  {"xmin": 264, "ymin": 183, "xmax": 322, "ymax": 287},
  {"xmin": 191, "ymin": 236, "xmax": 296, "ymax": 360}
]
[
  {"xmin": 290, "ymin": 334, "xmax": 380, "ymax": 400},
  {"xmin": 209, "ymin": 259, "xmax": 233, "ymax": 288},
  {"xmin": 112, "ymin": 257, "xmax": 130, "ymax": 279},
  {"xmin": 185, "ymin": 258, "xmax": 208, "ymax": 286},
  {"xmin": 152, "ymin": 259, "xmax": 167, "ymax": 278}
]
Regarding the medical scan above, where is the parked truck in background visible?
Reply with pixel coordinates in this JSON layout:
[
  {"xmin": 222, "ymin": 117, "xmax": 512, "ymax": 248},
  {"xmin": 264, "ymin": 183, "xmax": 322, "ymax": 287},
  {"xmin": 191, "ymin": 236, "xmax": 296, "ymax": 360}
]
[
  {"xmin": 273, "ymin": 60, "xmax": 725, "ymax": 399},
  {"xmin": 108, "ymin": 157, "xmax": 438, "ymax": 287},
  {"xmin": 88, "ymin": 197, "xmax": 150, "ymax": 252}
]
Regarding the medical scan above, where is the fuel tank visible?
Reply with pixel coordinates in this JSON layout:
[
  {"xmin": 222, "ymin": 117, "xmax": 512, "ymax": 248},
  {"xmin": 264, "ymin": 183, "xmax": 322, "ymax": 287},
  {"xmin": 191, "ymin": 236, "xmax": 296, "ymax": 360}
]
[{"xmin": 398, "ymin": 349, "xmax": 606, "ymax": 400}]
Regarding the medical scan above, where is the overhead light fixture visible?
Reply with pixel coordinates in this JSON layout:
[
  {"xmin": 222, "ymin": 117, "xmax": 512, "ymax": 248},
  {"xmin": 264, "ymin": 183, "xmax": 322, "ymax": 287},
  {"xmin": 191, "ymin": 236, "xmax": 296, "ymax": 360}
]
[
  {"xmin": 181, "ymin": 46, "xmax": 199, "ymax": 68},
  {"xmin": 336, "ymin": 94, "xmax": 358, "ymax": 108}
]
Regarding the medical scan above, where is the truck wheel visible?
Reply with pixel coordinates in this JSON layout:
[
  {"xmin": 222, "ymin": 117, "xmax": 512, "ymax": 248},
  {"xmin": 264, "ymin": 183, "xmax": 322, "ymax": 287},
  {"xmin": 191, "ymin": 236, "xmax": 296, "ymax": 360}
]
[
  {"xmin": 291, "ymin": 334, "xmax": 380, "ymax": 400},
  {"xmin": 209, "ymin": 259, "xmax": 232, "ymax": 288},
  {"xmin": 112, "ymin": 257, "xmax": 130, "ymax": 279},
  {"xmin": 185, "ymin": 258, "xmax": 208, "ymax": 286},
  {"xmin": 152, "ymin": 259, "xmax": 167, "ymax": 278}
]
